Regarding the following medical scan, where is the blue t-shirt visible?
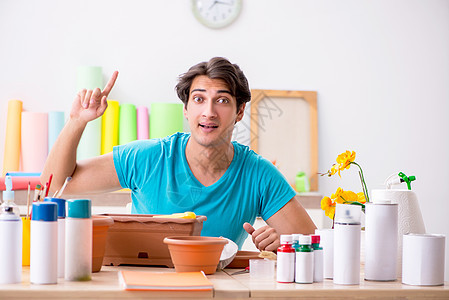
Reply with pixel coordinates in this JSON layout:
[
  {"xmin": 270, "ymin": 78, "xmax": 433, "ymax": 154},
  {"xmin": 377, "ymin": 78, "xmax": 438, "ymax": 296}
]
[{"xmin": 113, "ymin": 132, "xmax": 296, "ymax": 248}]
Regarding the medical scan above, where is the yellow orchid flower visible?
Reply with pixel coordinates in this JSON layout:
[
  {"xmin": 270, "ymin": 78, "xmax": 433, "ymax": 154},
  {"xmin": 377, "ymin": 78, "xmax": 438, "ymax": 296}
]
[
  {"xmin": 357, "ymin": 192, "xmax": 366, "ymax": 204},
  {"xmin": 331, "ymin": 187, "xmax": 344, "ymax": 200},
  {"xmin": 341, "ymin": 190, "xmax": 358, "ymax": 203},
  {"xmin": 326, "ymin": 206, "xmax": 335, "ymax": 219},
  {"xmin": 321, "ymin": 196, "xmax": 333, "ymax": 210}
]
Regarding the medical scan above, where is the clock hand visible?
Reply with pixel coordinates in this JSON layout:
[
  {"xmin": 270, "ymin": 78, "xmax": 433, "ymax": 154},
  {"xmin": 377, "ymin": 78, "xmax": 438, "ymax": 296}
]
[
  {"xmin": 215, "ymin": 0, "xmax": 232, "ymax": 5},
  {"xmin": 209, "ymin": 0, "xmax": 219, "ymax": 10}
]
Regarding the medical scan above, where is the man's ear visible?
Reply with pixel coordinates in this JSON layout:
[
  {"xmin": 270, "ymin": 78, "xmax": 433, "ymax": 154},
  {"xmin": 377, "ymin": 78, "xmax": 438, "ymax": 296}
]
[
  {"xmin": 235, "ymin": 103, "xmax": 246, "ymax": 123},
  {"xmin": 183, "ymin": 104, "xmax": 188, "ymax": 119}
]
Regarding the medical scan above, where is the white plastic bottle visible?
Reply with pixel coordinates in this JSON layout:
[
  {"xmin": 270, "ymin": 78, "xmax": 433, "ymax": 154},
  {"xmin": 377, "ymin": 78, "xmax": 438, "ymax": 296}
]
[
  {"xmin": 30, "ymin": 202, "xmax": 58, "ymax": 284},
  {"xmin": 311, "ymin": 234, "xmax": 323, "ymax": 282},
  {"xmin": 333, "ymin": 204, "xmax": 361, "ymax": 285},
  {"xmin": 295, "ymin": 235, "xmax": 314, "ymax": 284},
  {"xmin": 0, "ymin": 175, "xmax": 22, "ymax": 284},
  {"xmin": 365, "ymin": 196, "xmax": 398, "ymax": 281},
  {"xmin": 276, "ymin": 234, "xmax": 295, "ymax": 283},
  {"xmin": 44, "ymin": 197, "xmax": 66, "ymax": 278},
  {"xmin": 65, "ymin": 199, "xmax": 92, "ymax": 281}
]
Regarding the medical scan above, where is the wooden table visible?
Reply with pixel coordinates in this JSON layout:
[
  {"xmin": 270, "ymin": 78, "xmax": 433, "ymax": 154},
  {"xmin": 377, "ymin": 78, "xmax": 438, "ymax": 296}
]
[{"xmin": 1, "ymin": 266, "xmax": 448, "ymax": 299}]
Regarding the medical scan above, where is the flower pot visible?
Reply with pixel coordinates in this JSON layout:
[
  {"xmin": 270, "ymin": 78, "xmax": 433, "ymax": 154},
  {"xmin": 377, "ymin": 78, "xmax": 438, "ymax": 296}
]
[
  {"xmin": 164, "ymin": 236, "xmax": 228, "ymax": 275},
  {"xmin": 92, "ymin": 215, "xmax": 114, "ymax": 272}
]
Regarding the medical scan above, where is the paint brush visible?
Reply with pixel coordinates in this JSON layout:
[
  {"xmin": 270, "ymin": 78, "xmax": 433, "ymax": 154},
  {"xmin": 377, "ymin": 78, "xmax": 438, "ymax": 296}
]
[
  {"xmin": 33, "ymin": 184, "xmax": 41, "ymax": 202},
  {"xmin": 26, "ymin": 181, "xmax": 31, "ymax": 219},
  {"xmin": 45, "ymin": 174, "xmax": 53, "ymax": 197},
  {"xmin": 56, "ymin": 176, "xmax": 72, "ymax": 198}
]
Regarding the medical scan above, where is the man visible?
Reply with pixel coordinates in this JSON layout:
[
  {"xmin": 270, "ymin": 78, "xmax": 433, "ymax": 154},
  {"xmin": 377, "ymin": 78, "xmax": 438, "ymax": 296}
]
[{"xmin": 42, "ymin": 57, "xmax": 316, "ymax": 251}]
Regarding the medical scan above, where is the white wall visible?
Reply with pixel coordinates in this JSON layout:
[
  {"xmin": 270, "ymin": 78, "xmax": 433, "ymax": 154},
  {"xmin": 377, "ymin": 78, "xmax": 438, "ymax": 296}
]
[{"xmin": 1, "ymin": 0, "xmax": 448, "ymax": 280}]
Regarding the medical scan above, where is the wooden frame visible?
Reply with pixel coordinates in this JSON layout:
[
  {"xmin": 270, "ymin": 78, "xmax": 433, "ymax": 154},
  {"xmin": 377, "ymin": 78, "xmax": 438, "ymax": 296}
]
[{"xmin": 250, "ymin": 90, "xmax": 318, "ymax": 191}]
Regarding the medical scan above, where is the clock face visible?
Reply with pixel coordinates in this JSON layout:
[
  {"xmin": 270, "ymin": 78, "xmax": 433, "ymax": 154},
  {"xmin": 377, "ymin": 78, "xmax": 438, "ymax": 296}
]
[{"xmin": 192, "ymin": 0, "xmax": 242, "ymax": 29}]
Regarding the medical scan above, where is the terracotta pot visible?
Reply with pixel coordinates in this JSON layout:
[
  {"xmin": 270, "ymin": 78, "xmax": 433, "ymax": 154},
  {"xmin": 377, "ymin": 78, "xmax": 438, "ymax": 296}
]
[
  {"xmin": 92, "ymin": 215, "xmax": 114, "ymax": 272},
  {"xmin": 164, "ymin": 236, "xmax": 228, "ymax": 275}
]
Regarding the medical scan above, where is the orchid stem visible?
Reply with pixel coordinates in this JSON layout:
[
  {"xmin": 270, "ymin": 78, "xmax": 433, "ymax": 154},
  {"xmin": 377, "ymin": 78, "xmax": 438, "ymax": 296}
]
[{"xmin": 352, "ymin": 162, "xmax": 370, "ymax": 202}]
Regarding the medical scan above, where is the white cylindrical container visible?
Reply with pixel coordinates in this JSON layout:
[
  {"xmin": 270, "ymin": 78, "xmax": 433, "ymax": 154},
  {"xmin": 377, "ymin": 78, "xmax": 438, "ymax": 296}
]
[
  {"xmin": 276, "ymin": 234, "xmax": 295, "ymax": 283},
  {"xmin": 365, "ymin": 199, "xmax": 398, "ymax": 281},
  {"xmin": 333, "ymin": 204, "xmax": 361, "ymax": 285},
  {"xmin": 315, "ymin": 228, "xmax": 334, "ymax": 279},
  {"xmin": 402, "ymin": 234, "xmax": 445, "ymax": 286},
  {"xmin": 65, "ymin": 199, "xmax": 92, "ymax": 281},
  {"xmin": 371, "ymin": 189, "xmax": 425, "ymax": 277},
  {"xmin": 295, "ymin": 235, "xmax": 314, "ymax": 284},
  {"xmin": 44, "ymin": 197, "xmax": 66, "ymax": 278},
  {"xmin": 311, "ymin": 235, "xmax": 323, "ymax": 282},
  {"xmin": 0, "ymin": 202, "xmax": 22, "ymax": 284},
  {"xmin": 30, "ymin": 202, "xmax": 58, "ymax": 284}
]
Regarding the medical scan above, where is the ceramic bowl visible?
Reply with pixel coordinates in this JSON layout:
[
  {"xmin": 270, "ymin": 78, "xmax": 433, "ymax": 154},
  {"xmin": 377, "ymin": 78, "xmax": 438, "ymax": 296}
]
[{"xmin": 163, "ymin": 236, "xmax": 228, "ymax": 274}]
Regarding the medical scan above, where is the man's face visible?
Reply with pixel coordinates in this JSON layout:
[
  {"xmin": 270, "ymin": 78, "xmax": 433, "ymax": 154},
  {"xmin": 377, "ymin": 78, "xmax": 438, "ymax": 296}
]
[{"xmin": 184, "ymin": 75, "xmax": 245, "ymax": 149}]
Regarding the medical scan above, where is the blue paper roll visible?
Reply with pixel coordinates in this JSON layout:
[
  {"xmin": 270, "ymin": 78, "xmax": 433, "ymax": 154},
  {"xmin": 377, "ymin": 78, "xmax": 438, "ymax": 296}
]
[{"xmin": 48, "ymin": 111, "xmax": 65, "ymax": 152}]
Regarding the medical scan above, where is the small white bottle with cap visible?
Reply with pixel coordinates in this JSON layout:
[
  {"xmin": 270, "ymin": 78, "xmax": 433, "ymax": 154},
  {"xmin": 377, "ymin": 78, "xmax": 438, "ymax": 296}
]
[
  {"xmin": 0, "ymin": 175, "xmax": 22, "ymax": 284},
  {"xmin": 311, "ymin": 234, "xmax": 323, "ymax": 282},
  {"xmin": 295, "ymin": 235, "xmax": 314, "ymax": 283},
  {"xmin": 333, "ymin": 203, "xmax": 361, "ymax": 285},
  {"xmin": 44, "ymin": 197, "xmax": 66, "ymax": 278},
  {"xmin": 30, "ymin": 202, "xmax": 58, "ymax": 284},
  {"xmin": 276, "ymin": 234, "xmax": 295, "ymax": 283},
  {"xmin": 65, "ymin": 199, "xmax": 92, "ymax": 281}
]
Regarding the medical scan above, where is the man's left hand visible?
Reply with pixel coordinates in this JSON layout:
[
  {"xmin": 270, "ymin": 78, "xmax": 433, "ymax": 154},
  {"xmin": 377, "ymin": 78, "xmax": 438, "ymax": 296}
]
[{"xmin": 243, "ymin": 222, "xmax": 280, "ymax": 251}]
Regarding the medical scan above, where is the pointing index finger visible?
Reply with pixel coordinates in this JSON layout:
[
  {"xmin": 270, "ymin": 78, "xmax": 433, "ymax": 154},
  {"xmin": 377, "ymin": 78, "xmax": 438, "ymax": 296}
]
[{"xmin": 102, "ymin": 71, "xmax": 119, "ymax": 97}]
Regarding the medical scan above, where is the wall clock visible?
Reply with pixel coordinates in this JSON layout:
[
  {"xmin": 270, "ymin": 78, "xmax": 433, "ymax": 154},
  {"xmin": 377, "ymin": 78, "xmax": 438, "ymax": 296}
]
[{"xmin": 192, "ymin": 0, "xmax": 242, "ymax": 29}]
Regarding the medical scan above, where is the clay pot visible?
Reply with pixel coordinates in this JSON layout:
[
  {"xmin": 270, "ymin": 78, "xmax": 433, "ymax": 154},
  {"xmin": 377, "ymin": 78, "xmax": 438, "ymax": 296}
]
[
  {"xmin": 92, "ymin": 215, "xmax": 114, "ymax": 272},
  {"xmin": 163, "ymin": 236, "xmax": 228, "ymax": 275}
]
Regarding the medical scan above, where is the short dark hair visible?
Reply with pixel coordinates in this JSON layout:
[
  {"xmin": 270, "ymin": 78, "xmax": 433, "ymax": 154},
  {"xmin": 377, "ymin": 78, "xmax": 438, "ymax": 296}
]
[{"xmin": 175, "ymin": 57, "xmax": 251, "ymax": 112}]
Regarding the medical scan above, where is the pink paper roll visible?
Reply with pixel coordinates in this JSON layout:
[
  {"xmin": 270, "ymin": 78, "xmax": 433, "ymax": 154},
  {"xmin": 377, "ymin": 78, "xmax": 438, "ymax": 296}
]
[
  {"xmin": 21, "ymin": 112, "xmax": 48, "ymax": 172},
  {"xmin": 137, "ymin": 106, "xmax": 149, "ymax": 140}
]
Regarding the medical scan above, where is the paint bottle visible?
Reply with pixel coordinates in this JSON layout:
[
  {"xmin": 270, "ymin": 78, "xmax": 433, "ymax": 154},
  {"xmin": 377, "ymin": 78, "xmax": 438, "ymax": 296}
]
[
  {"xmin": 65, "ymin": 199, "xmax": 92, "ymax": 281},
  {"xmin": 0, "ymin": 175, "xmax": 22, "ymax": 284},
  {"xmin": 276, "ymin": 234, "xmax": 295, "ymax": 283},
  {"xmin": 311, "ymin": 234, "xmax": 323, "ymax": 282},
  {"xmin": 291, "ymin": 234, "xmax": 301, "ymax": 252},
  {"xmin": 295, "ymin": 235, "xmax": 314, "ymax": 283},
  {"xmin": 44, "ymin": 197, "xmax": 66, "ymax": 278},
  {"xmin": 333, "ymin": 204, "xmax": 362, "ymax": 285},
  {"xmin": 30, "ymin": 202, "xmax": 58, "ymax": 284}
]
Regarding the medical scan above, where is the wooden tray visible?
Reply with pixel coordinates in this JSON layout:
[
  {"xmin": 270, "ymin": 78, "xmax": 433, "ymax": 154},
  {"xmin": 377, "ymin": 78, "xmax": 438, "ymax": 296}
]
[{"xmin": 226, "ymin": 251, "xmax": 263, "ymax": 269}]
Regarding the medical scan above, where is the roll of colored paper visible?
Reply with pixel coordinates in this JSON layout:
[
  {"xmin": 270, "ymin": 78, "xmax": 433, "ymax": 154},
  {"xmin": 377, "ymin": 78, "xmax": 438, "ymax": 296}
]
[
  {"xmin": 76, "ymin": 66, "xmax": 103, "ymax": 90},
  {"xmin": 136, "ymin": 106, "xmax": 149, "ymax": 140},
  {"xmin": 101, "ymin": 100, "xmax": 120, "ymax": 154},
  {"xmin": 119, "ymin": 103, "xmax": 137, "ymax": 145},
  {"xmin": 149, "ymin": 103, "xmax": 183, "ymax": 139},
  {"xmin": 76, "ymin": 66, "xmax": 103, "ymax": 160},
  {"xmin": 48, "ymin": 111, "xmax": 65, "ymax": 152},
  {"xmin": 2, "ymin": 100, "xmax": 22, "ymax": 176},
  {"xmin": 21, "ymin": 112, "xmax": 48, "ymax": 172}
]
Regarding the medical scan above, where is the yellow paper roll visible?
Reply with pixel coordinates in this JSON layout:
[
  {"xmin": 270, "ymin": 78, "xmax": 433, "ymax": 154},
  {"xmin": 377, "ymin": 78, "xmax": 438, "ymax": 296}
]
[
  {"xmin": 22, "ymin": 217, "xmax": 30, "ymax": 266},
  {"xmin": 101, "ymin": 100, "xmax": 120, "ymax": 154},
  {"xmin": 2, "ymin": 100, "xmax": 23, "ymax": 176}
]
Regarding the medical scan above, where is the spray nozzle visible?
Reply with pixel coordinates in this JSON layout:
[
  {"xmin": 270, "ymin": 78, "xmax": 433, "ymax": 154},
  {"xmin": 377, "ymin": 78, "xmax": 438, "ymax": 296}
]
[
  {"xmin": 397, "ymin": 172, "xmax": 416, "ymax": 190},
  {"xmin": 2, "ymin": 176, "xmax": 15, "ymax": 203},
  {"xmin": 5, "ymin": 176, "xmax": 12, "ymax": 192},
  {"xmin": 385, "ymin": 172, "xmax": 416, "ymax": 190}
]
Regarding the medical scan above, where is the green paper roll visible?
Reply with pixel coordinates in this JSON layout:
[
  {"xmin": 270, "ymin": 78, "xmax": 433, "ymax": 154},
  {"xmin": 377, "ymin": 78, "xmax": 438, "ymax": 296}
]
[
  {"xmin": 149, "ymin": 103, "xmax": 183, "ymax": 139},
  {"xmin": 76, "ymin": 66, "xmax": 103, "ymax": 160},
  {"xmin": 76, "ymin": 66, "xmax": 103, "ymax": 90},
  {"xmin": 119, "ymin": 103, "xmax": 137, "ymax": 145},
  {"xmin": 101, "ymin": 100, "xmax": 119, "ymax": 154}
]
